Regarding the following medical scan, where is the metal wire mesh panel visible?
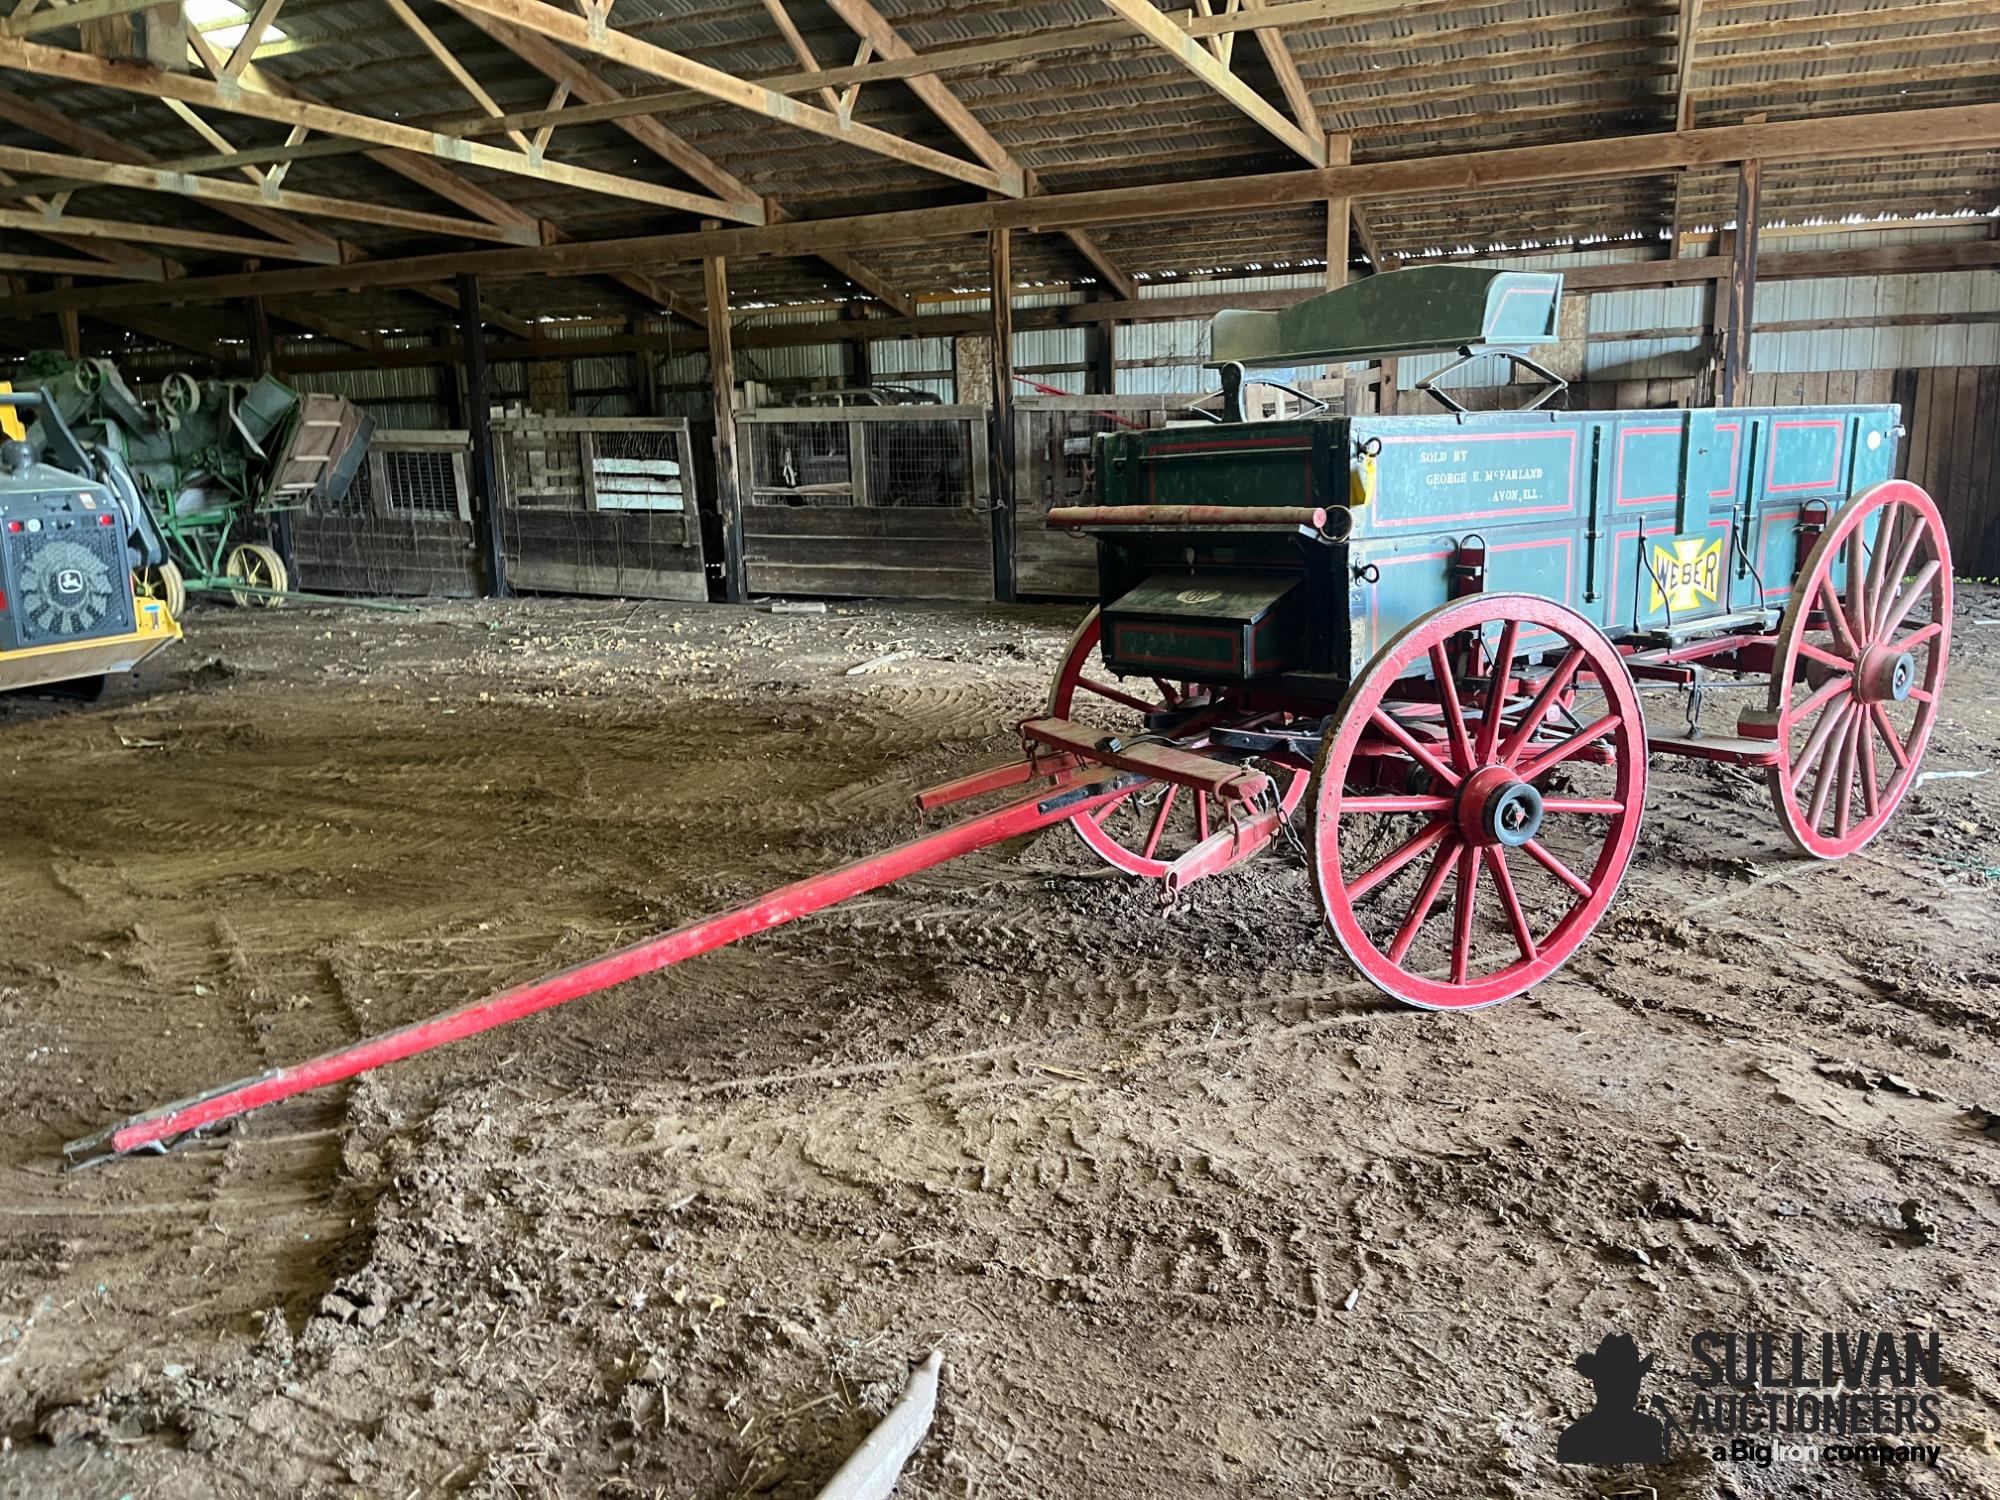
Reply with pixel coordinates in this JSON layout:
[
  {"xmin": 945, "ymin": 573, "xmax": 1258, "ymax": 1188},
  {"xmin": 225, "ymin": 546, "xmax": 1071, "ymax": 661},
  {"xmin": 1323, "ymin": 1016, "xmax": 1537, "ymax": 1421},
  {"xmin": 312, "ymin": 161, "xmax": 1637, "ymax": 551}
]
[
  {"xmin": 379, "ymin": 450, "xmax": 468, "ymax": 518},
  {"xmin": 495, "ymin": 418, "xmax": 706, "ymax": 602},
  {"xmin": 865, "ymin": 418, "xmax": 973, "ymax": 507},
  {"xmin": 744, "ymin": 419, "xmax": 854, "ymax": 506},
  {"xmin": 290, "ymin": 433, "xmax": 479, "ymax": 597}
]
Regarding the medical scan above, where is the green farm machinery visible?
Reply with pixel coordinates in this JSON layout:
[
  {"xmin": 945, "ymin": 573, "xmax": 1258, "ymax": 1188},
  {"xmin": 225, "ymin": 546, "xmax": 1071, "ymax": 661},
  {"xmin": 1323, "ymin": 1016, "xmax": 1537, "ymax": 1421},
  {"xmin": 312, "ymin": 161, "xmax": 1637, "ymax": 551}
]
[{"xmin": 12, "ymin": 354, "xmax": 372, "ymax": 612}]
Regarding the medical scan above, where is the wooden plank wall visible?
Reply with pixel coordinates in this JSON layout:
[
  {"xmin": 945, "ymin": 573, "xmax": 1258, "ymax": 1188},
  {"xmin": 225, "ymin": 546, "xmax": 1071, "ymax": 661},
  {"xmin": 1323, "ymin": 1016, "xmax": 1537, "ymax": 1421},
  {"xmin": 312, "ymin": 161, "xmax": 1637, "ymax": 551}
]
[
  {"xmin": 742, "ymin": 505, "xmax": 992, "ymax": 600},
  {"xmin": 292, "ymin": 516, "xmax": 482, "ymax": 597},
  {"xmin": 504, "ymin": 510, "xmax": 708, "ymax": 603}
]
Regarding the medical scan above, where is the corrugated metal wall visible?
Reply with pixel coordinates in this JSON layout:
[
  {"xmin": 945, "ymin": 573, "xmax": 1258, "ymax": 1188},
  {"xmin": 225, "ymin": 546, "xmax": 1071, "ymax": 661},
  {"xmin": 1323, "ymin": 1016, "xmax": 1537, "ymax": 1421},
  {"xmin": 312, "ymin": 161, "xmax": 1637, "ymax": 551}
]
[{"xmin": 270, "ymin": 229, "xmax": 2000, "ymax": 428}]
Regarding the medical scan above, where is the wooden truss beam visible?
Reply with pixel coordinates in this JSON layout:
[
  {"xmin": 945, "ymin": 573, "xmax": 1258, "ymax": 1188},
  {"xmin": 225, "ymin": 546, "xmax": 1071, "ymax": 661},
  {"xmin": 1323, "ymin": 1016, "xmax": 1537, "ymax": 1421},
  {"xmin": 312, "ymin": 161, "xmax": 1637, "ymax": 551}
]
[
  {"xmin": 462, "ymin": 8, "xmax": 916, "ymax": 317},
  {"xmin": 1241, "ymin": 0, "xmax": 1318, "ymax": 137},
  {"xmin": 0, "ymin": 249, "xmax": 164, "ymax": 278},
  {"xmin": 822, "ymin": 0, "xmax": 1137, "ymax": 299},
  {"xmin": 0, "ymin": 32, "xmax": 764, "ymax": 221},
  {"xmin": 2, "ymin": 0, "xmax": 163, "ymax": 38},
  {"xmin": 379, "ymin": 0, "xmax": 533, "ymax": 153},
  {"xmin": 1097, "ymin": 0, "xmax": 1326, "ymax": 165},
  {"xmin": 0, "ymin": 141, "xmax": 540, "ymax": 242},
  {"xmin": 0, "ymin": 203, "xmax": 334, "ymax": 261},
  {"xmin": 8, "ymin": 101, "xmax": 1998, "ymax": 317},
  {"xmin": 441, "ymin": 0, "xmax": 1024, "ymax": 196}
]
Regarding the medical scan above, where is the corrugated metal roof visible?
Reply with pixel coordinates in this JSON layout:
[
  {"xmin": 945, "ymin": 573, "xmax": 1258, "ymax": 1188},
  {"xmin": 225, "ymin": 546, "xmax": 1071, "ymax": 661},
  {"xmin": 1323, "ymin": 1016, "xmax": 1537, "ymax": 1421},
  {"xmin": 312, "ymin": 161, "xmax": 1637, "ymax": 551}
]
[{"xmin": 0, "ymin": 0, "xmax": 1995, "ymax": 345}]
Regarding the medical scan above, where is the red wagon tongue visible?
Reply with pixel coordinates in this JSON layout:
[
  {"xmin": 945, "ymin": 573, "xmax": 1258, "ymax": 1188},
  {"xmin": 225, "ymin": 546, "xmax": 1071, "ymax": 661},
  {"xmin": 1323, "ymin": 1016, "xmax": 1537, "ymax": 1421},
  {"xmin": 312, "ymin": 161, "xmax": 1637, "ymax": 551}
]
[{"xmin": 65, "ymin": 765, "xmax": 1144, "ymax": 1165}]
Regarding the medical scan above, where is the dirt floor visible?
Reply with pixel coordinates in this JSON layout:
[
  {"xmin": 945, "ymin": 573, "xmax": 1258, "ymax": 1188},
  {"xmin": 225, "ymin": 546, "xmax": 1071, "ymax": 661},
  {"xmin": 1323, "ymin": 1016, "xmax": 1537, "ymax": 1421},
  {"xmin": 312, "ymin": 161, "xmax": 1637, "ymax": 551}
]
[{"xmin": 0, "ymin": 587, "xmax": 1997, "ymax": 1499}]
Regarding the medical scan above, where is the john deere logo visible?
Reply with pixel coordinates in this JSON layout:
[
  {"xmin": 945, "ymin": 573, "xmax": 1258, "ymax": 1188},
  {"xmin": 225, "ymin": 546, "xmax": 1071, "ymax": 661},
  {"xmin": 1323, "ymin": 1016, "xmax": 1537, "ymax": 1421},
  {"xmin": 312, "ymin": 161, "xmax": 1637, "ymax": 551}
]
[
  {"xmin": 56, "ymin": 568, "xmax": 84, "ymax": 596},
  {"xmin": 1650, "ymin": 535, "xmax": 1723, "ymax": 613},
  {"xmin": 1175, "ymin": 588, "xmax": 1221, "ymax": 605}
]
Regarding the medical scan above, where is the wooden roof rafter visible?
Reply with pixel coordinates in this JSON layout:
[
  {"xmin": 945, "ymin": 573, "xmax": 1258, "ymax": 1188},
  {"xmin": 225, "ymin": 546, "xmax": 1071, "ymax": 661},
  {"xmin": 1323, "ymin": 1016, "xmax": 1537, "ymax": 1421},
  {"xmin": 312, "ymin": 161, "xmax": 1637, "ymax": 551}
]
[
  {"xmin": 1098, "ymin": 0, "xmax": 1328, "ymax": 166},
  {"xmin": 441, "ymin": 0, "xmax": 1027, "ymax": 196},
  {"xmin": 455, "ymin": 7, "xmax": 917, "ymax": 317},
  {"xmin": 0, "ymin": 31, "xmax": 768, "ymax": 221},
  {"xmin": 820, "ymin": 0, "xmax": 1138, "ymax": 299}
]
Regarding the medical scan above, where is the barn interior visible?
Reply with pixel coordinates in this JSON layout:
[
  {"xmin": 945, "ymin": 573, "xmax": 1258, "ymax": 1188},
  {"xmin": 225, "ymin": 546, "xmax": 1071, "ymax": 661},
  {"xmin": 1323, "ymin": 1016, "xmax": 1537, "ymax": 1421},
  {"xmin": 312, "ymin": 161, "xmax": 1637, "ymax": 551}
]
[{"xmin": 1, "ymin": 1, "xmax": 1998, "ymax": 1496}]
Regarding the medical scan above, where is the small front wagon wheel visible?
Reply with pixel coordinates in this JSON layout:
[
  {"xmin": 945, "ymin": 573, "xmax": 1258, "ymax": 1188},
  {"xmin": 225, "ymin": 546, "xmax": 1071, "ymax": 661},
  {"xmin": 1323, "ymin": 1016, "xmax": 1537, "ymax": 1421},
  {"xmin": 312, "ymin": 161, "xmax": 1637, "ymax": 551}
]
[
  {"xmin": 1309, "ymin": 594, "xmax": 1648, "ymax": 1010},
  {"xmin": 1047, "ymin": 607, "xmax": 1310, "ymax": 880}
]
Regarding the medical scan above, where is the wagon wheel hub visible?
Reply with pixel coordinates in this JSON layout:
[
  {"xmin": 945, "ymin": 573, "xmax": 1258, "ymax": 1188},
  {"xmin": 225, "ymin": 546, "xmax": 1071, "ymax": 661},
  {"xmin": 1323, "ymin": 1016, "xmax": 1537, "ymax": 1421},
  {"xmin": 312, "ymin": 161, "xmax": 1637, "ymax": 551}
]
[
  {"xmin": 1456, "ymin": 765, "xmax": 1545, "ymax": 849},
  {"xmin": 1854, "ymin": 644, "xmax": 1917, "ymax": 704}
]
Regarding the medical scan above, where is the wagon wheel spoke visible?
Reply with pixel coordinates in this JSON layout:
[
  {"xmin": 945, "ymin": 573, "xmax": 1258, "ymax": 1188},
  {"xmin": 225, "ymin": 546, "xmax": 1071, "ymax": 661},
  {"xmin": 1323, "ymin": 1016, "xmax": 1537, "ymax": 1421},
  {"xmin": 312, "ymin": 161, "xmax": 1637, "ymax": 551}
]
[
  {"xmin": 1449, "ymin": 844, "xmax": 1479, "ymax": 985},
  {"xmin": 1540, "ymin": 797, "xmax": 1624, "ymax": 815},
  {"xmin": 1428, "ymin": 643, "xmax": 1476, "ymax": 772},
  {"xmin": 1515, "ymin": 710, "xmax": 1622, "ymax": 783},
  {"xmin": 1793, "ymin": 639, "xmax": 1853, "ymax": 674},
  {"xmin": 1858, "ymin": 714, "xmax": 1881, "ymax": 819},
  {"xmin": 1151, "ymin": 678, "xmax": 1184, "ymax": 706},
  {"xmin": 1140, "ymin": 786, "xmax": 1180, "ymax": 860},
  {"xmin": 1790, "ymin": 672, "xmax": 1853, "ymax": 727},
  {"xmin": 1869, "ymin": 513, "xmax": 1926, "ymax": 636},
  {"xmin": 1344, "ymin": 818, "xmax": 1452, "ymax": 903},
  {"xmin": 1862, "ymin": 506, "xmax": 1899, "ymax": 628},
  {"xmin": 1816, "ymin": 575, "xmax": 1862, "ymax": 660},
  {"xmin": 1805, "ymin": 703, "xmax": 1854, "ymax": 831},
  {"xmin": 1845, "ymin": 527, "xmax": 1869, "ymax": 635},
  {"xmin": 1520, "ymin": 837, "xmax": 1592, "ymax": 898},
  {"xmin": 1833, "ymin": 709, "xmax": 1863, "ymax": 840},
  {"xmin": 1337, "ymin": 794, "xmax": 1455, "ymax": 815},
  {"xmin": 1787, "ymin": 690, "xmax": 1853, "ymax": 792},
  {"xmin": 1497, "ymin": 646, "xmax": 1584, "ymax": 766},
  {"xmin": 1473, "ymin": 620, "xmax": 1521, "ymax": 762},
  {"xmin": 1484, "ymin": 847, "xmax": 1537, "ymax": 962},
  {"xmin": 1368, "ymin": 709, "xmax": 1462, "ymax": 789},
  {"xmin": 1869, "ymin": 702, "xmax": 1911, "ymax": 771},
  {"xmin": 1886, "ymin": 620, "xmax": 1943, "ymax": 655},
  {"xmin": 1878, "ymin": 560, "xmax": 1941, "ymax": 640},
  {"xmin": 1388, "ymin": 836, "xmax": 1460, "ymax": 965}
]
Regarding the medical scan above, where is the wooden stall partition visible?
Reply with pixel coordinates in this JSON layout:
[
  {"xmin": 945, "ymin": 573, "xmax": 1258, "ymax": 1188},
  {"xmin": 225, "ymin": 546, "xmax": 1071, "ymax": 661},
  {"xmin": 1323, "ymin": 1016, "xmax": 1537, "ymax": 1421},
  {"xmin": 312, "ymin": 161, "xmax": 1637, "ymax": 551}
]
[
  {"xmin": 735, "ymin": 404, "xmax": 992, "ymax": 600},
  {"xmin": 291, "ymin": 428, "xmax": 482, "ymax": 597},
  {"xmin": 1012, "ymin": 394, "xmax": 1206, "ymax": 598},
  {"xmin": 492, "ymin": 416, "xmax": 708, "ymax": 602}
]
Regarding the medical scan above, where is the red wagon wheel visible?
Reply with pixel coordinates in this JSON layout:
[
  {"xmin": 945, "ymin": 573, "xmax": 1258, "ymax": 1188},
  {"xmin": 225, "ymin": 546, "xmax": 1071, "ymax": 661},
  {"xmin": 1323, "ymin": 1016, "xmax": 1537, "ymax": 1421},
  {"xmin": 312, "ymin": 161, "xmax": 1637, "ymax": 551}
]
[
  {"xmin": 1764, "ymin": 480, "xmax": 1952, "ymax": 860},
  {"xmin": 1047, "ymin": 608, "xmax": 1309, "ymax": 879},
  {"xmin": 1309, "ymin": 594, "xmax": 1647, "ymax": 1010}
]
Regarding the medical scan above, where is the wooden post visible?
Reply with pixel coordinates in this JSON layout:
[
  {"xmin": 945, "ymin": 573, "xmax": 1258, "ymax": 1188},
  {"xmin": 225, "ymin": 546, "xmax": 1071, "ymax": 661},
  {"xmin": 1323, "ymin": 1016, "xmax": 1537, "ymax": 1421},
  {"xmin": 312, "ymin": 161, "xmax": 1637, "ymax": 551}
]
[
  {"xmin": 245, "ymin": 296, "xmax": 274, "ymax": 377},
  {"xmin": 633, "ymin": 321, "xmax": 660, "ymax": 416},
  {"xmin": 244, "ymin": 294, "xmax": 292, "ymax": 572},
  {"xmin": 987, "ymin": 227, "xmax": 1017, "ymax": 603},
  {"xmin": 1324, "ymin": 133, "xmax": 1352, "ymax": 291},
  {"xmin": 1086, "ymin": 311, "xmax": 1116, "ymax": 395},
  {"xmin": 704, "ymin": 232, "xmax": 746, "ymax": 603},
  {"xmin": 1720, "ymin": 158, "xmax": 1761, "ymax": 407},
  {"xmin": 842, "ymin": 300, "xmax": 873, "ymax": 389},
  {"xmin": 457, "ymin": 272, "xmax": 509, "ymax": 597},
  {"xmin": 56, "ymin": 276, "xmax": 81, "ymax": 360}
]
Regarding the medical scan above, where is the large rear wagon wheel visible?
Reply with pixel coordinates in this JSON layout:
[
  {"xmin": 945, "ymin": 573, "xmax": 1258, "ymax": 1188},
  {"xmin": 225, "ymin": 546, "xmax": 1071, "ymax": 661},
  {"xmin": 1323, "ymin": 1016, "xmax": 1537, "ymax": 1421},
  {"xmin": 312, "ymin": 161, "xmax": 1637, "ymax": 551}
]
[
  {"xmin": 1309, "ymin": 594, "xmax": 1647, "ymax": 1010},
  {"xmin": 1047, "ymin": 607, "xmax": 1308, "ymax": 880},
  {"xmin": 1762, "ymin": 481, "xmax": 1951, "ymax": 860}
]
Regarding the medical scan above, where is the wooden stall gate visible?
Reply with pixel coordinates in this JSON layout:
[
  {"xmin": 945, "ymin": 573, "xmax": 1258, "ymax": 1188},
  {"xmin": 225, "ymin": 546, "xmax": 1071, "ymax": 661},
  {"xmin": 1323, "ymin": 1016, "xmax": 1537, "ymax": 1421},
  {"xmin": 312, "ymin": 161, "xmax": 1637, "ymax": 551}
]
[
  {"xmin": 734, "ymin": 404, "xmax": 992, "ymax": 600},
  {"xmin": 291, "ymin": 427, "xmax": 482, "ymax": 597},
  {"xmin": 1012, "ymin": 394, "xmax": 1206, "ymax": 597},
  {"xmin": 493, "ymin": 416, "xmax": 707, "ymax": 602}
]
